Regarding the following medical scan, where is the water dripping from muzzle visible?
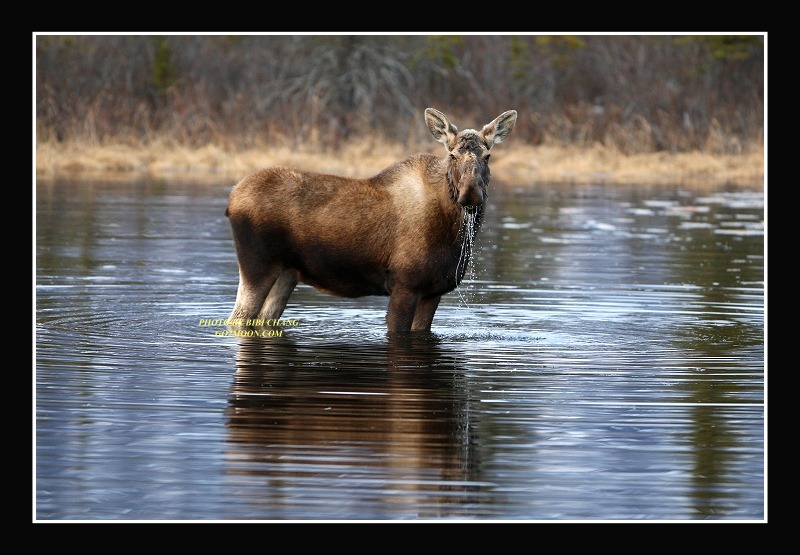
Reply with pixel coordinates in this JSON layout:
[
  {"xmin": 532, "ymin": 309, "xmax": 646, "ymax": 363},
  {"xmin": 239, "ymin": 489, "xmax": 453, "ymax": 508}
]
[{"xmin": 455, "ymin": 208, "xmax": 479, "ymax": 308}]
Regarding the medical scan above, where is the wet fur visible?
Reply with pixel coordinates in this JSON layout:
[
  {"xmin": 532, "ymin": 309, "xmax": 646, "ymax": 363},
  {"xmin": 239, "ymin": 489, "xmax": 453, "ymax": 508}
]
[{"xmin": 226, "ymin": 108, "xmax": 517, "ymax": 332}]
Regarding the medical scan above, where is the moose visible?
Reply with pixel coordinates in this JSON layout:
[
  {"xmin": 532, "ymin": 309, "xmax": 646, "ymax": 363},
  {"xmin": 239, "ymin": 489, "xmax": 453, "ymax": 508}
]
[{"xmin": 226, "ymin": 108, "xmax": 517, "ymax": 332}]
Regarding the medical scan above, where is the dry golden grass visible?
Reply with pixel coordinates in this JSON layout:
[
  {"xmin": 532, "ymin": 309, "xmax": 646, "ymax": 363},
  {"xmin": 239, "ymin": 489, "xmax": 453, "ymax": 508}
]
[
  {"xmin": 35, "ymin": 138, "xmax": 764, "ymax": 188},
  {"xmin": 496, "ymin": 144, "xmax": 765, "ymax": 188}
]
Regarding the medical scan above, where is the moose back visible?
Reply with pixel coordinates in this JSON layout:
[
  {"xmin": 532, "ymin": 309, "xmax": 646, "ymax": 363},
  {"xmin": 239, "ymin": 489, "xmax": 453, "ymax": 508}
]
[{"xmin": 226, "ymin": 108, "xmax": 517, "ymax": 332}]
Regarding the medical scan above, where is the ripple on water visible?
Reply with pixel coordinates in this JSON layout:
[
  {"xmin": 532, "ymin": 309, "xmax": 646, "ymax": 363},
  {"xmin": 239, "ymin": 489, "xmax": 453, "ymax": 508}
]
[{"xmin": 35, "ymin": 181, "xmax": 764, "ymax": 520}]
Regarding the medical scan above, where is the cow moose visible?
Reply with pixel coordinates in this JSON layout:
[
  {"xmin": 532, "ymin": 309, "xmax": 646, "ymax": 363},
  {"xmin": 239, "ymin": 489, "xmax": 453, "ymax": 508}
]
[{"xmin": 226, "ymin": 108, "xmax": 518, "ymax": 332}]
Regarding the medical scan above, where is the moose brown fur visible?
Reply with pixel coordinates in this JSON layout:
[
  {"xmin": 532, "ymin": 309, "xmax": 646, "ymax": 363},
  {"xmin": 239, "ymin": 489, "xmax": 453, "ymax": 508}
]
[{"xmin": 226, "ymin": 108, "xmax": 517, "ymax": 332}]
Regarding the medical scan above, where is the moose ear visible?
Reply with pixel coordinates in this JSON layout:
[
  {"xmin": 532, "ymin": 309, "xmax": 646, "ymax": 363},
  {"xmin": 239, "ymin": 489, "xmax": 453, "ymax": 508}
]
[
  {"xmin": 425, "ymin": 108, "xmax": 458, "ymax": 150},
  {"xmin": 482, "ymin": 110, "xmax": 518, "ymax": 149}
]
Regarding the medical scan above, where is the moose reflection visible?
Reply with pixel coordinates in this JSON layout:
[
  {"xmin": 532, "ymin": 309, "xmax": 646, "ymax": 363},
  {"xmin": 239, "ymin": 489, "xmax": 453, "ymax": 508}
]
[{"xmin": 225, "ymin": 334, "xmax": 487, "ymax": 517}]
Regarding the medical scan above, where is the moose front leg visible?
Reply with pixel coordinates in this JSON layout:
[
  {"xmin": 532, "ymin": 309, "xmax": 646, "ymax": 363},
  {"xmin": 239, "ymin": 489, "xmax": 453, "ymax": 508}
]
[
  {"xmin": 230, "ymin": 266, "xmax": 282, "ymax": 323},
  {"xmin": 386, "ymin": 288, "xmax": 420, "ymax": 332},
  {"xmin": 411, "ymin": 295, "xmax": 441, "ymax": 331},
  {"xmin": 257, "ymin": 269, "xmax": 299, "ymax": 321}
]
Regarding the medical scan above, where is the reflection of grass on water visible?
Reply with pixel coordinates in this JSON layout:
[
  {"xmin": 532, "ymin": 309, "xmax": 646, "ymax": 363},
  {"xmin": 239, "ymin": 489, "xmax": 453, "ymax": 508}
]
[{"xmin": 35, "ymin": 137, "xmax": 764, "ymax": 189}]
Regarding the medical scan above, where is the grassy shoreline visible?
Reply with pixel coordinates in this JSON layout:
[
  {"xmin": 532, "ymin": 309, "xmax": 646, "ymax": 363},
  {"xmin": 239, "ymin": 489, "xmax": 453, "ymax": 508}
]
[{"xmin": 35, "ymin": 139, "xmax": 765, "ymax": 189}]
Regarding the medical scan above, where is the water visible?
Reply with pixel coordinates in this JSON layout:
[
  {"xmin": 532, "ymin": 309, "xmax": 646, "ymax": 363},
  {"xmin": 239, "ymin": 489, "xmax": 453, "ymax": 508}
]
[{"xmin": 34, "ymin": 178, "xmax": 765, "ymax": 521}]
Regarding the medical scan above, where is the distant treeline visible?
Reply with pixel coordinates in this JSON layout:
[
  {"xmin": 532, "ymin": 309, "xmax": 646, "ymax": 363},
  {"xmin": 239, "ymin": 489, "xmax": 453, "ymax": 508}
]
[{"xmin": 35, "ymin": 34, "xmax": 764, "ymax": 154}]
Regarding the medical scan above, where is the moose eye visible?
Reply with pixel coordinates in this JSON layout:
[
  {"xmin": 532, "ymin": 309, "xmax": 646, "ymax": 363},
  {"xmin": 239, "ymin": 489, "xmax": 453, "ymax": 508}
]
[{"xmin": 483, "ymin": 154, "xmax": 491, "ymax": 163}]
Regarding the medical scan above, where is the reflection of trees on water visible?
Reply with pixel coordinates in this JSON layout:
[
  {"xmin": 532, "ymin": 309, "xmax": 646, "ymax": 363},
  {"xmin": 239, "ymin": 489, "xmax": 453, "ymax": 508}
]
[
  {"xmin": 225, "ymin": 333, "xmax": 489, "ymax": 519},
  {"xmin": 667, "ymin": 197, "xmax": 764, "ymax": 517},
  {"xmin": 37, "ymin": 180, "xmax": 103, "ymax": 277},
  {"xmin": 473, "ymin": 184, "xmax": 764, "ymax": 518},
  {"xmin": 627, "ymin": 188, "xmax": 763, "ymax": 518}
]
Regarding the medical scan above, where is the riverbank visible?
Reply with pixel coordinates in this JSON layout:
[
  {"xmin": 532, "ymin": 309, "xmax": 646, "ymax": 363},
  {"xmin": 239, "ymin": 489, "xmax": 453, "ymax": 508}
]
[{"xmin": 35, "ymin": 139, "xmax": 765, "ymax": 188}]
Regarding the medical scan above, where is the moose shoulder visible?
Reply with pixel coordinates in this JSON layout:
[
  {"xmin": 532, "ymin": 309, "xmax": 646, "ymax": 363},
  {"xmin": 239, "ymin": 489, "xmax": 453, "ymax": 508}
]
[{"xmin": 226, "ymin": 108, "xmax": 517, "ymax": 332}]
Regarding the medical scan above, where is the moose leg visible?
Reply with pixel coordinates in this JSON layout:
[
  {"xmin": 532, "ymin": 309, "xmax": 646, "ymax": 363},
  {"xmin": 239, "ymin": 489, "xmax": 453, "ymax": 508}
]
[
  {"xmin": 411, "ymin": 295, "xmax": 441, "ymax": 331},
  {"xmin": 229, "ymin": 266, "xmax": 283, "ymax": 323},
  {"xmin": 386, "ymin": 288, "xmax": 420, "ymax": 332},
  {"xmin": 258, "ymin": 269, "xmax": 299, "ymax": 321}
]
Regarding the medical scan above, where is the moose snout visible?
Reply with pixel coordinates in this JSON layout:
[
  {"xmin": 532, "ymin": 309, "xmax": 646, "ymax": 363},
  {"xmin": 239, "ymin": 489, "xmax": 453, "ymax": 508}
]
[
  {"xmin": 455, "ymin": 157, "xmax": 487, "ymax": 207},
  {"xmin": 457, "ymin": 171, "xmax": 486, "ymax": 206},
  {"xmin": 457, "ymin": 185, "xmax": 485, "ymax": 207}
]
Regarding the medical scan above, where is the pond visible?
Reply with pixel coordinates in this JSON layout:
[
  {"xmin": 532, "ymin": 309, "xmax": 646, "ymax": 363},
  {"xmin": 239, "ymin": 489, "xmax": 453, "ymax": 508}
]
[{"xmin": 34, "ymin": 177, "xmax": 765, "ymax": 521}]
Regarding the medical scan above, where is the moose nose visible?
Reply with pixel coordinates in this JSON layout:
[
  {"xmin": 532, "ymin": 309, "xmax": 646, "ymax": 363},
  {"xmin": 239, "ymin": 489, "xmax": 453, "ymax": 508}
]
[{"xmin": 457, "ymin": 186, "xmax": 485, "ymax": 207}]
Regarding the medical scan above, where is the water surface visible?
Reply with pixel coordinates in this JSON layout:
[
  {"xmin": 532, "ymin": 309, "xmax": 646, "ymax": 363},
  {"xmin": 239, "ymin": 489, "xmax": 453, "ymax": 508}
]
[{"xmin": 35, "ymin": 178, "xmax": 765, "ymax": 521}]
